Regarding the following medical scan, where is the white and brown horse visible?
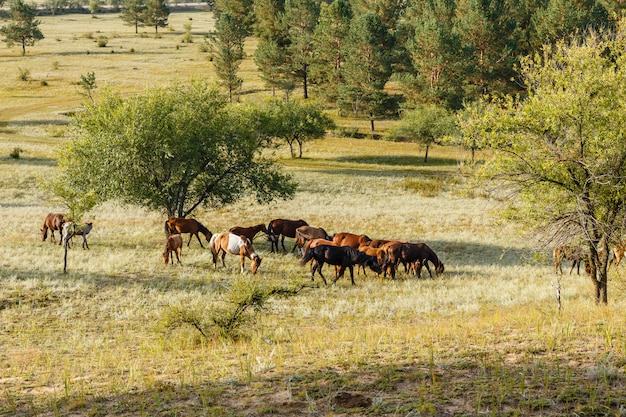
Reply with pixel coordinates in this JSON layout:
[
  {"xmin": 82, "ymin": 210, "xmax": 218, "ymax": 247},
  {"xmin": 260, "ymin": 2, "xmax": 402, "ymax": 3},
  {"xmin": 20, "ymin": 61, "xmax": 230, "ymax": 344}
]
[{"xmin": 210, "ymin": 232, "xmax": 262, "ymax": 274}]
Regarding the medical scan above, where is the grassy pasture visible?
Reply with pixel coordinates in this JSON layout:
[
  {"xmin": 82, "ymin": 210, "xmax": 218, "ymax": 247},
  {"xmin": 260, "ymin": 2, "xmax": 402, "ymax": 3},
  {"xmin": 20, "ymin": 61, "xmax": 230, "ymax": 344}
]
[{"xmin": 2, "ymin": 10, "xmax": 626, "ymax": 417}]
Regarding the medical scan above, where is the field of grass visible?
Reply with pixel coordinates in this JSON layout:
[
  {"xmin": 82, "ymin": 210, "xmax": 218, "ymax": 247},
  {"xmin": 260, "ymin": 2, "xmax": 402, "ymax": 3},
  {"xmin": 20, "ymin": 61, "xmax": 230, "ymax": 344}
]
[{"xmin": 2, "ymin": 10, "xmax": 626, "ymax": 417}]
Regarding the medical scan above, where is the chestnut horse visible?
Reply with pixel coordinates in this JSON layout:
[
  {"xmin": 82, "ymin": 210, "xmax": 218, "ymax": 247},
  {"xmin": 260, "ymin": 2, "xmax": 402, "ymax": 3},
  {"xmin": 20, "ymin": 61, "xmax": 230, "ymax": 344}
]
[
  {"xmin": 163, "ymin": 234, "xmax": 183, "ymax": 265},
  {"xmin": 553, "ymin": 245, "xmax": 588, "ymax": 275},
  {"xmin": 267, "ymin": 218, "xmax": 308, "ymax": 252},
  {"xmin": 210, "ymin": 232, "xmax": 262, "ymax": 274},
  {"xmin": 41, "ymin": 213, "xmax": 68, "ymax": 245},
  {"xmin": 229, "ymin": 223, "xmax": 268, "ymax": 241},
  {"xmin": 165, "ymin": 218, "xmax": 213, "ymax": 248},
  {"xmin": 332, "ymin": 232, "xmax": 372, "ymax": 249}
]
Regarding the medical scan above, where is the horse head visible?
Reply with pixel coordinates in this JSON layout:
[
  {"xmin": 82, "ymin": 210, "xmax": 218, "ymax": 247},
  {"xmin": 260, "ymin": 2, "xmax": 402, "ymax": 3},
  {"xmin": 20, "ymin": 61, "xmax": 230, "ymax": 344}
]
[{"xmin": 251, "ymin": 254, "xmax": 262, "ymax": 274}]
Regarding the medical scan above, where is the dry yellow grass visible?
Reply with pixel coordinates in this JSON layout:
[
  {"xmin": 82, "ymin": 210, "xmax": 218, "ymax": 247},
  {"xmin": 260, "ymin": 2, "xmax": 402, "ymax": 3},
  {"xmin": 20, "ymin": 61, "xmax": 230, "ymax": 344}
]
[{"xmin": 2, "ymin": 10, "xmax": 626, "ymax": 417}]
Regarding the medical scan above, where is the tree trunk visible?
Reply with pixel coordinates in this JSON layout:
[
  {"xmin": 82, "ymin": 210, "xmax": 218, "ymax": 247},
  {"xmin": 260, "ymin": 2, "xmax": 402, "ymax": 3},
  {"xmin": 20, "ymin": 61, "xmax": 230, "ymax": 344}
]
[
  {"xmin": 370, "ymin": 115, "xmax": 375, "ymax": 132},
  {"xmin": 424, "ymin": 145, "xmax": 430, "ymax": 163},
  {"xmin": 297, "ymin": 139, "xmax": 303, "ymax": 158},
  {"xmin": 302, "ymin": 65, "xmax": 308, "ymax": 99}
]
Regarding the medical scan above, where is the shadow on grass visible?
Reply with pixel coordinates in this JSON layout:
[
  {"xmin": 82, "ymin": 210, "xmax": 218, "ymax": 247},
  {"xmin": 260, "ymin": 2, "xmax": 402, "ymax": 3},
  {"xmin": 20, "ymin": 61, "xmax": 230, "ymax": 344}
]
[
  {"xmin": 4, "ymin": 353, "xmax": 623, "ymax": 416},
  {"xmin": 0, "ymin": 157, "xmax": 57, "ymax": 166},
  {"xmin": 332, "ymin": 154, "xmax": 457, "ymax": 168}
]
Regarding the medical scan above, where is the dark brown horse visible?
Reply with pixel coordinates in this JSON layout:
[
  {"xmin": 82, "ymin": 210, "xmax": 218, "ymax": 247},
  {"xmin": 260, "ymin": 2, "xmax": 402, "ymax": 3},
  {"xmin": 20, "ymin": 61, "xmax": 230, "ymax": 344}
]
[
  {"xmin": 267, "ymin": 218, "xmax": 308, "ymax": 252},
  {"xmin": 210, "ymin": 232, "xmax": 262, "ymax": 274},
  {"xmin": 229, "ymin": 223, "xmax": 268, "ymax": 241},
  {"xmin": 384, "ymin": 242, "xmax": 444, "ymax": 279},
  {"xmin": 332, "ymin": 232, "xmax": 372, "ymax": 249},
  {"xmin": 165, "ymin": 218, "xmax": 213, "ymax": 248},
  {"xmin": 300, "ymin": 244, "xmax": 382, "ymax": 285},
  {"xmin": 41, "ymin": 213, "xmax": 68, "ymax": 245}
]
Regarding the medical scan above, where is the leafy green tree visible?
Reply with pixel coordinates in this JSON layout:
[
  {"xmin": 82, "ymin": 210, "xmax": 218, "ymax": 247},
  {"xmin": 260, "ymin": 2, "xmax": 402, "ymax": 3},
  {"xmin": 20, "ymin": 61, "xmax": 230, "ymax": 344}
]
[
  {"xmin": 464, "ymin": 26, "xmax": 626, "ymax": 304},
  {"xmin": 208, "ymin": 12, "xmax": 246, "ymax": 102},
  {"xmin": 56, "ymin": 81, "xmax": 296, "ymax": 218},
  {"xmin": 120, "ymin": 0, "xmax": 146, "ymax": 33},
  {"xmin": 78, "ymin": 71, "xmax": 97, "ymax": 103},
  {"xmin": 215, "ymin": 0, "xmax": 255, "ymax": 35},
  {"xmin": 339, "ymin": 11, "xmax": 395, "ymax": 131},
  {"xmin": 310, "ymin": 0, "xmax": 352, "ymax": 103},
  {"xmin": 265, "ymin": 99, "xmax": 335, "ymax": 158},
  {"xmin": 254, "ymin": 39, "xmax": 295, "ymax": 99},
  {"xmin": 392, "ymin": 104, "xmax": 456, "ymax": 162},
  {"xmin": 142, "ymin": 0, "xmax": 169, "ymax": 33},
  {"xmin": 0, "ymin": 0, "xmax": 44, "ymax": 56}
]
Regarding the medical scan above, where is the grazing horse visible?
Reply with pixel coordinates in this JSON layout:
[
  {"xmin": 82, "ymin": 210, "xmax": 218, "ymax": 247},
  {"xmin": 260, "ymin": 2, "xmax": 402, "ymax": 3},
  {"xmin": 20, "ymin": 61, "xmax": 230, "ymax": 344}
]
[
  {"xmin": 229, "ymin": 223, "xmax": 268, "ymax": 241},
  {"xmin": 609, "ymin": 240, "xmax": 626, "ymax": 267},
  {"xmin": 553, "ymin": 245, "xmax": 588, "ymax": 275},
  {"xmin": 163, "ymin": 234, "xmax": 183, "ymax": 265},
  {"xmin": 41, "ymin": 213, "xmax": 68, "ymax": 245},
  {"xmin": 294, "ymin": 225, "xmax": 332, "ymax": 253},
  {"xmin": 357, "ymin": 244, "xmax": 388, "ymax": 276},
  {"xmin": 332, "ymin": 232, "xmax": 372, "ymax": 249},
  {"xmin": 210, "ymin": 232, "xmax": 262, "ymax": 274},
  {"xmin": 384, "ymin": 242, "xmax": 444, "ymax": 279},
  {"xmin": 300, "ymin": 244, "xmax": 382, "ymax": 285},
  {"xmin": 62, "ymin": 222, "xmax": 93, "ymax": 250},
  {"xmin": 267, "ymin": 218, "xmax": 308, "ymax": 252},
  {"xmin": 165, "ymin": 218, "xmax": 213, "ymax": 248}
]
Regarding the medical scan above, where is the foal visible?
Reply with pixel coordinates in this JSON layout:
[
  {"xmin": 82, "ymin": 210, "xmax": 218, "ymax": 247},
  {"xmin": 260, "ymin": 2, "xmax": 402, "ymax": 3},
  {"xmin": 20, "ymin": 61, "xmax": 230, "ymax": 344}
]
[{"xmin": 163, "ymin": 234, "xmax": 183, "ymax": 265}]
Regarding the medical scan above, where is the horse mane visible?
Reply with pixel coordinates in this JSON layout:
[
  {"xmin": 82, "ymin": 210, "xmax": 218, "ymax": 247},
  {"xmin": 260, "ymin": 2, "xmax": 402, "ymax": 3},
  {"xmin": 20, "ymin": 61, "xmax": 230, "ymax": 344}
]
[{"xmin": 196, "ymin": 220, "xmax": 210, "ymax": 236}]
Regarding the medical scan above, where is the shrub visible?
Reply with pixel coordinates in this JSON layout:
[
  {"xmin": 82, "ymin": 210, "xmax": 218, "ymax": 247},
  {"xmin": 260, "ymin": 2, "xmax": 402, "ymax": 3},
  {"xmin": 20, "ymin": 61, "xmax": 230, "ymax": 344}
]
[
  {"xmin": 10, "ymin": 147, "xmax": 23, "ymax": 159},
  {"xmin": 96, "ymin": 36, "xmax": 108, "ymax": 47},
  {"xmin": 17, "ymin": 67, "xmax": 30, "ymax": 82}
]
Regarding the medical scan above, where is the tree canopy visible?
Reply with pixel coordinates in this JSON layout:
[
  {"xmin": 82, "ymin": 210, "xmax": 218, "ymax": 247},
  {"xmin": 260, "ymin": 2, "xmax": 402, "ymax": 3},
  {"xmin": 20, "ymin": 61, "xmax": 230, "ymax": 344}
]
[
  {"xmin": 56, "ymin": 81, "xmax": 296, "ymax": 218},
  {"xmin": 463, "ymin": 23, "xmax": 626, "ymax": 304},
  {"xmin": 0, "ymin": 0, "xmax": 44, "ymax": 56}
]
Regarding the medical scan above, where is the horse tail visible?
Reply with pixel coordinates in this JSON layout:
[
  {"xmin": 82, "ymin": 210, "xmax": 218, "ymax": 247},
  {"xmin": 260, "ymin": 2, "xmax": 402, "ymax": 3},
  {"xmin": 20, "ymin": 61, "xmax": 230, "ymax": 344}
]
[{"xmin": 300, "ymin": 248, "xmax": 315, "ymax": 266}]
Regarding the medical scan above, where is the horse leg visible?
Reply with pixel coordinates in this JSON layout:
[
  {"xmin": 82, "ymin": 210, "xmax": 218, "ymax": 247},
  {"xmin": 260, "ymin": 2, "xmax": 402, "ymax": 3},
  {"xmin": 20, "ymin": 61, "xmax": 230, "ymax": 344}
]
[
  {"xmin": 82, "ymin": 235, "xmax": 89, "ymax": 250},
  {"xmin": 349, "ymin": 265, "xmax": 355, "ymax": 285},
  {"xmin": 240, "ymin": 253, "xmax": 245, "ymax": 274},
  {"xmin": 195, "ymin": 232, "xmax": 205, "ymax": 248},
  {"xmin": 333, "ymin": 265, "xmax": 346, "ymax": 284},
  {"xmin": 187, "ymin": 233, "xmax": 193, "ymax": 247},
  {"xmin": 221, "ymin": 251, "xmax": 227, "ymax": 268},
  {"xmin": 211, "ymin": 249, "xmax": 218, "ymax": 269},
  {"xmin": 314, "ymin": 261, "xmax": 328, "ymax": 285},
  {"xmin": 175, "ymin": 248, "xmax": 181, "ymax": 264}
]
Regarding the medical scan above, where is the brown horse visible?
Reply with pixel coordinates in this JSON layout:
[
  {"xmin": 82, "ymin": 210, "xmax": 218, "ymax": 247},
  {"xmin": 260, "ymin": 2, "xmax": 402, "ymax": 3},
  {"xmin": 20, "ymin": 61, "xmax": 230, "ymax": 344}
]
[
  {"xmin": 609, "ymin": 240, "xmax": 626, "ymax": 267},
  {"xmin": 267, "ymin": 218, "xmax": 308, "ymax": 252},
  {"xmin": 210, "ymin": 232, "xmax": 262, "ymax": 274},
  {"xmin": 332, "ymin": 232, "xmax": 372, "ymax": 249},
  {"xmin": 229, "ymin": 223, "xmax": 268, "ymax": 241},
  {"xmin": 357, "ymin": 244, "xmax": 388, "ymax": 276},
  {"xmin": 41, "ymin": 213, "xmax": 68, "ymax": 245},
  {"xmin": 294, "ymin": 225, "xmax": 332, "ymax": 253},
  {"xmin": 165, "ymin": 218, "xmax": 213, "ymax": 248},
  {"xmin": 383, "ymin": 242, "xmax": 444, "ymax": 279},
  {"xmin": 553, "ymin": 245, "xmax": 588, "ymax": 274},
  {"xmin": 163, "ymin": 234, "xmax": 183, "ymax": 265}
]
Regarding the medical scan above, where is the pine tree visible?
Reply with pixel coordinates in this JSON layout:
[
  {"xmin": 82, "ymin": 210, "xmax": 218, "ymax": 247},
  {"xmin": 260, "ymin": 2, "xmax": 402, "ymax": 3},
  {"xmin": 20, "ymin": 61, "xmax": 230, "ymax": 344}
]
[
  {"xmin": 0, "ymin": 0, "xmax": 44, "ymax": 56},
  {"xmin": 120, "ymin": 0, "xmax": 147, "ymax": 34},
  {"xmin": 209, "ymin": 12, "xmax": 246, "ymax": 102},
  {"xmin": 142, "ymin": 0, "xmax": 169, "ymax": 33}
]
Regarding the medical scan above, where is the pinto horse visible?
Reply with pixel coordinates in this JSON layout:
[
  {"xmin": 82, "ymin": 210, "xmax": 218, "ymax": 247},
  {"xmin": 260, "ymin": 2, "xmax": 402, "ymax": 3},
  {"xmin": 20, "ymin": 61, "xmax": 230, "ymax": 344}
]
[
  {"xmin": 210, "ymin": 232, "xmax": 262, "ymax": 274},
  {"xmin": 331, "ymin": 232, "xmax": 372, "ymax": 249},
  {"xmin": 163, "ymin": 234, "xmax": 183, "ymax": 265},
  {"xmin": 300, "ymin": 244, "xmax": 382, "ymax": 285},
  {"xmin": 62, "ymin": 222, "xmax": 93, "ymax": 250},
  {"xmin": 165, "ymin": 218, "xmax": 213, "ymax": 248},
  {"xmin": 267, "ymin": 218, "xmax": 308, "ymax": 252},
  {"xmin": 229, "ymin": 223, "xmax": 268, "ymax": 241},
  {"xmin": 41, "ymin": 213, "xmax": 68, "ymax": 245}
]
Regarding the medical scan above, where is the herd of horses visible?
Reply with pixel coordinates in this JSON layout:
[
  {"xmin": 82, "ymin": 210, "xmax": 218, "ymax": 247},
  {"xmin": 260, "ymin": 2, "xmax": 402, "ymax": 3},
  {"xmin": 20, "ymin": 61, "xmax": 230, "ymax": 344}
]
[
  {"xmin": 160, "ymin": 217, "xmax": 445, "ymax": 284},
  {"xmin": 41, "ymin": 213, "xmax": 446, "ymax": 284}
]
